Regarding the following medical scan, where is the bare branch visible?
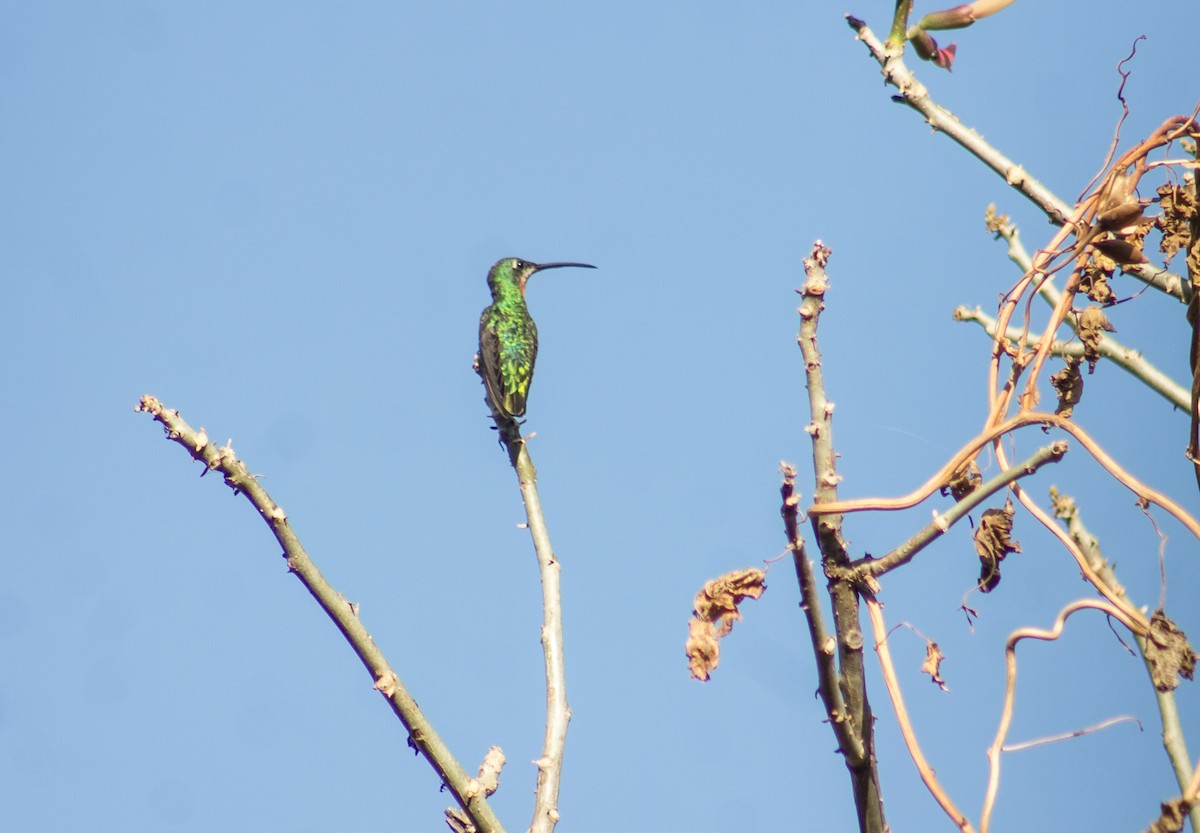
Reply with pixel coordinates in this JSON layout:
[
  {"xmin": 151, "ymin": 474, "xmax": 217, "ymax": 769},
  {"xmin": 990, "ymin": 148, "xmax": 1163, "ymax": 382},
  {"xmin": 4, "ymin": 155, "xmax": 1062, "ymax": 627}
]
[
  {"xmin": 860, "ymin": 441, "xmax": 1067, "ymax": 578},
  {"xmin": 134, "ymin": 395, "xmax": 506, "ymax": 833},
  {"xmin": 797, "ymin": 243, "xmax": 886, "ymax": 832},
  {"xmin": 780, "ymin": 464, "xmax": 852, "ymax": 754},
  {"xmin": 954, "ymin": 304, "xmax": 1190, "ymax": 411},
  {"xmin": 846, "ymin": 14, "xmax": 1191, "ymax": 303},
  {"xmin": 485, "ymin": 410, "xmax": 571, "ymax": 833}
]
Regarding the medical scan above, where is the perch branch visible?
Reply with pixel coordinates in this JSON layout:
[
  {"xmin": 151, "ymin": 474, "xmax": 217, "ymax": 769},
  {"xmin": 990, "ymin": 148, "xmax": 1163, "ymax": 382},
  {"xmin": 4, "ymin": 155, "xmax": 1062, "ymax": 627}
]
[{"xmin": 475, "ymin": 375, "xmax": 570, "ymax": 833}]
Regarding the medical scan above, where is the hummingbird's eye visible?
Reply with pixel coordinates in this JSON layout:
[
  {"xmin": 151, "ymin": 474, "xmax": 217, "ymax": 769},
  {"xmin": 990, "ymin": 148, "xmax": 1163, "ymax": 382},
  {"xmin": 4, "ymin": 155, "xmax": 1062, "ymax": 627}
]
[{"xmin": 513, "ymin": 259, "xmax": 525, "ymax": 270}]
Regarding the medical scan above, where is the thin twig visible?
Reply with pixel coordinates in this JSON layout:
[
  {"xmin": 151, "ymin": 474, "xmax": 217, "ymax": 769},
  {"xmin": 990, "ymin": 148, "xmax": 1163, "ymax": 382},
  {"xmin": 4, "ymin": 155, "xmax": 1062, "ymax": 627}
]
[
  {"xmin": 981, "ymin": 599, "xmax": 1144, "ymax": 833},
  {"xmin": 866, "ymin": 598, "xmax": 976, "ymax": 833},
  {"xmin": 134, "ymin": 395, "xmax": 506, "ymax": 833},
  {"xmin": 1001, "ymin": 715, "xmax": 1141, "ymax": 752}
]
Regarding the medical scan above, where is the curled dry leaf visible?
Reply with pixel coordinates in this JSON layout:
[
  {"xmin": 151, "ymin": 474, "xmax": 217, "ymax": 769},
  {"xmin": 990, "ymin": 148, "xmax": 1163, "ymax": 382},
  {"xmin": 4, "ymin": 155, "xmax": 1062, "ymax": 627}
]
[
  {"xmin": 1079, "ymin": 263, "xmax": 1115, "ymax": 305},
  {"xmin": 941, "ymin": 459, "xmax": 982, "ymax": 502},
  {"xmin": 686, "ymin": 568, "xmax": 768, "ymax": 681},
  {"xmin": 1144, "ymin": 797, "xmax": 1189, "ymax": 833},
  {"xmin": 1155, "ymin": 180, "xmax": 1196, "ymax": 264},
  {"xmin": 1078, "ymin": 305, "xmax": 1117, "ymax": 373},
  {"xmin": 974, "ymin": 498, "xmax": 1020, "ymax": 593},
  {"xmin": 1049, "ymin": 357, "xmax": 1084, "ymax": 419},
  {"xmin": 1144, "ymin": 610, "xmax": 1198, "ymax": 692},
  {"xmin": 921, "ymin": 640, "xmax": 949, "ymax": 692}
]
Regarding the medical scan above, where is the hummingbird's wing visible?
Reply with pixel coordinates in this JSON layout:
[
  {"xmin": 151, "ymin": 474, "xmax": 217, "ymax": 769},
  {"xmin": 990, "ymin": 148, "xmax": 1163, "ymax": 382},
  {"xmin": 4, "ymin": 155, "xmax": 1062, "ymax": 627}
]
[{"xmin": 478, "ymin": 310, "xmax": 509, "ymax": 418}]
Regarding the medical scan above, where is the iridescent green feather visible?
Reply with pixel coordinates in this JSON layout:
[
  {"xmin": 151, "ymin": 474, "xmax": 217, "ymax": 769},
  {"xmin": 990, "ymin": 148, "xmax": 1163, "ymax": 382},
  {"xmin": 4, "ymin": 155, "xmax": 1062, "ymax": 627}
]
[{"xmin": 477, "ymin": 257, "xmax": 595, "ymax": 420}]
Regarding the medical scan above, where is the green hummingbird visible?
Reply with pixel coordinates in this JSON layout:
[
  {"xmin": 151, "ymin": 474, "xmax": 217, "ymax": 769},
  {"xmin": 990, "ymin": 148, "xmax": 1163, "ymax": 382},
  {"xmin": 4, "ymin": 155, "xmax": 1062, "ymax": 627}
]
[{"xmin": 478, "ymin": 257, "xmax": 596, "ymax": 420}]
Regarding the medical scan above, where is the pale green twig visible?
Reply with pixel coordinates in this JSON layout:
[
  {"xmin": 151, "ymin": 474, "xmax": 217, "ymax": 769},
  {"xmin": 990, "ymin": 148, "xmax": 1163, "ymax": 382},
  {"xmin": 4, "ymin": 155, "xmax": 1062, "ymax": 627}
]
[{"xmin": 953, "ymin": 305, "xmax": 1189, "ymax": 411}]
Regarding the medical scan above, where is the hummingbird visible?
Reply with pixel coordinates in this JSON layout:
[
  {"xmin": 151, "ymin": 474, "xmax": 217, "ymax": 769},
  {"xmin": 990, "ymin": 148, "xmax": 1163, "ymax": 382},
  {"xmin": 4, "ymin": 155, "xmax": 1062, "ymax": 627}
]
[{"xmin": 478, "ymin": 257, "xmax": 596, "ymax": 420}]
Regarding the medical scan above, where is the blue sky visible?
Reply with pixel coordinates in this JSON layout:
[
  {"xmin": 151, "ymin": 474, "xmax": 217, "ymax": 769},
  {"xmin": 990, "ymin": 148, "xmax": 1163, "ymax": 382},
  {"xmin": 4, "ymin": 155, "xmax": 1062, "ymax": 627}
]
[{"xmin": 1, "ymin": 3, "xmax": 1197, "ymax": 831}]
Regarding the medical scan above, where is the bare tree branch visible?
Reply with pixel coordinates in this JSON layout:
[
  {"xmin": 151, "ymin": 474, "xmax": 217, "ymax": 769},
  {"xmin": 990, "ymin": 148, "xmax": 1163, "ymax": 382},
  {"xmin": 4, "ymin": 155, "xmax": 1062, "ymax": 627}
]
[
  {"xmin": 796, "ymin": 243, "xmax": 886, "ymax": 833},
  {"xmin": 474, "ymin": 371, "xmax": 571, "ymax": 833},
  {"xmin": 134, "ymin": 395, "xmax": 506, "ymax": 833}
]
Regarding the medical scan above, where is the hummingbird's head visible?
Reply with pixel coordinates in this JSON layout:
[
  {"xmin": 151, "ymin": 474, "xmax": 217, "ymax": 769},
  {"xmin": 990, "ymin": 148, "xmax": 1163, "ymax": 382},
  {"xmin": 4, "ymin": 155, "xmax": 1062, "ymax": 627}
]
[{"xmin": 487, "ymin": 257, "xmax": 597, "ymax": 295}]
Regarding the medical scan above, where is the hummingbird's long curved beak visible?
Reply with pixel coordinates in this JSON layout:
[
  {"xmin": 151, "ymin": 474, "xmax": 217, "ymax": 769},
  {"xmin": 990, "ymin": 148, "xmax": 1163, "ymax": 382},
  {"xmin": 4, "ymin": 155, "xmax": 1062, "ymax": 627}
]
[{"xmin": 530, "ymin": 261, "xmax": 597, "ymax": 273}]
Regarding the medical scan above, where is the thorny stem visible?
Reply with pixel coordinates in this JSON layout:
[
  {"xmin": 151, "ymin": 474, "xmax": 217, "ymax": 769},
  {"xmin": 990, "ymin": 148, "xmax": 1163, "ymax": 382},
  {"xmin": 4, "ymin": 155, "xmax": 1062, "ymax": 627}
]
[
  {"xmin": 483, "ymin": 393, "xmax": 570, "ymax": 833},
  {"xmin": 847, "ymin": 14, "xmax": 1200, "ymax": 831},
  {"xmin": 797, "ymin": 243, "xmax": 886, "ymax": 833},
  {"xmin": 134, "ymin": 395, "xmax": 506, "ymax": 833},
  {"xmin": 781, "ymin": 464, "xmax": 854, "ymax": 762}
]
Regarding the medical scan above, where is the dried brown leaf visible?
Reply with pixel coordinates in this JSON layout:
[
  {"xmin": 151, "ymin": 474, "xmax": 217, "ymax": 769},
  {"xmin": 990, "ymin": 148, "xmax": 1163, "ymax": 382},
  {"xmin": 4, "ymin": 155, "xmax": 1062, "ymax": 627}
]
[
  {"xmin": 941, "ymin": 459, "xmax": 982, "ymax": 501},
  {"xmin": 1049, "ymin": 357, "xmax": 1084, "ymax": 419},
  {"xmin": 1079, "ymin": 264, "xmax": 1115, "ymax": 305},
  {"xmin": 1144, "ymin": 797, "xmax": 1189, "ymax": 833},
  {"xmin": 686, "ymin": 617, "xmax": 722, "ymax": 681},
  {"xmin": 1155, "ymin": 180, "xmax": 1196, "ymax": 264},
  {"xmin": 974, "ymin": 498, "xmax": 1020, "ymax": 592},
  {"xmin": 687, "ymin": 568, "xmax": 768, "ymax": 681},
  {"xmin": 1078, "ymin": 305, "xmax": 1116, "ymax": 373},
  {"xmin": 921, "ymin": 641, "xmax": 949, "ymax": 692},
  {"xmin": 1145, "ymin": 610, "xmax": 1198, "ymax": 692}
]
